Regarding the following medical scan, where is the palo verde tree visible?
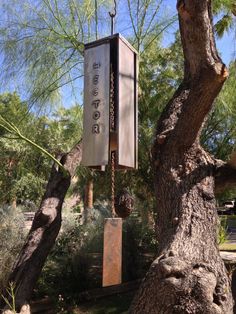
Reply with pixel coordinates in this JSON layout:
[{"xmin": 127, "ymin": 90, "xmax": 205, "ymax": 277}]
[
  {"xmin": 213, "ymin": 0, "xmax": 236, "ymax": 38},
  {"xmin": 0, "ymin": 0, "xmax": 235, "ymax": 313},
  {"xmin": 0, "ymin": 0, "xmax": 175, "ymax": 311},
  {"xmin": 0, "ymin": 96, "xmax": 83, "ymax": 207},
  {"xmin": 130, "ymin": 1, "xmax": 235, "ymax": 313},
  {"xmin": 202, "ymin": 61, "xmax": 236, "ymax": 161}
]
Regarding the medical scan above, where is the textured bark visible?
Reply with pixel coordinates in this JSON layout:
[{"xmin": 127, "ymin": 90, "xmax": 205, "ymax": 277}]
[
  {"xmin": 130, "ymin": 1, "xmax": 233, "ymax": 313},
  {"xmin": 84, "ymin": 179, "xmax": 94, "ymax": 209},
  {"xmin": 1, "ymin": 141, "xmax": 82, "ymax": 312}
]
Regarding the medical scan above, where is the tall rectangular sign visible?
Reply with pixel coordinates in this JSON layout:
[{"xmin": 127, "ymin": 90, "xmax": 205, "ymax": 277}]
[
  {"xmin": 82, "ymin": 44, "xmax": 110, "ymax": 168},
  {"xmin": 82, "ymin": 34, "xmax": 138, "ymax": 170}
]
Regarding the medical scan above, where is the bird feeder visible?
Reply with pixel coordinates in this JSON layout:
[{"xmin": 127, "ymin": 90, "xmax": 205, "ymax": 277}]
[{"xmin": 81, "ymin": 33, "xmax": 138, "ymax": 170}]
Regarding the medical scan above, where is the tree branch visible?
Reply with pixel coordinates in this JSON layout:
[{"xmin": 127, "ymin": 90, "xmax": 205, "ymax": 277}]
[
  {"xmin": 1, "ymin": 141, "xmax": 82, "ymax": 311},
  {"xmin": 153, "ymin": 0, "xmax": 229, "ymax": 159}
]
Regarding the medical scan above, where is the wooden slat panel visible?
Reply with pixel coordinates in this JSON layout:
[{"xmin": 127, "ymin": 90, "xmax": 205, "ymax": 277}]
[
  {"xmin": 103, "ymin": 218, "xmax": 122, "ymax": 287},
  {"xmin": 82, "ymin": 43, "xmax": 110, "ymax": 167},
  {"xmin": 118, "ymin": 39, "xmax": 136, "ymax": 168}
]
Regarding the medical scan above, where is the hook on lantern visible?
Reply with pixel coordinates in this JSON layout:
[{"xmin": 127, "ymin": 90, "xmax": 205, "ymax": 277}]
[{"xmin": 109, "ymin": 0, "xmax": 117, "ymax": 35}]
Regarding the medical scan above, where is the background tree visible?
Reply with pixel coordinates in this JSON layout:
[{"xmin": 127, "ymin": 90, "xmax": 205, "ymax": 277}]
[
  {"xmin": 1, "ymin": 0, "xmax": 236, "ymax": 312},
  {"xmin": 0, "ymin": 93, "xmax": 83, "ymax": 207},
  {"xmin": 0, "ymin": 0, "xmax": 113, "ymax": 107},
  {"xmin": 0, "ymin": 93, "xmax": 47, "ymax": 206},
  {"xmin": 213, "ymin": 0, "xmax": 236, "ymax": 38}
]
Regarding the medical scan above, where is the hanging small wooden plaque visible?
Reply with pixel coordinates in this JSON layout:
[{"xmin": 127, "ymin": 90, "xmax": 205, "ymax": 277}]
[{"xmin": 102, "ymin": 218, "xmax": 122, "ymax": 287}]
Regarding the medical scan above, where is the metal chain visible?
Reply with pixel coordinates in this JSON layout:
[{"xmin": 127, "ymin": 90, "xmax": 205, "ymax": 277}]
[
  {"xmin": 111, "ymin": 151, "xmax": 116, "ymax": 217},
  {"xmin": 110, "ymin": 64, "xmax": 116, "ymax": 217},
  {"xmin": 110, "ymin": 65, "xmax": 115, "ymax": 131}
]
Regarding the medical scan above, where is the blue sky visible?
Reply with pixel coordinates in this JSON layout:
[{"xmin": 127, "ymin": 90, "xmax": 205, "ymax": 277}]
[
  {"xmin": 161, "ymin": 23, "xmax": 236, "ymax": 66},
  {"xmin": 158, "ymin": 0, "xmax": 236, "ymax": 65},
  {"xmin": 217, "ymin": 31, "xmax": 236, "ymax": 65},
  {"xmin": 45, "ymin": 15, "xmax": 236, "ymax": 109}
]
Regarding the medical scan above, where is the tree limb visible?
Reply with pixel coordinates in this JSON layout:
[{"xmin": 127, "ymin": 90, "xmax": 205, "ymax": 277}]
[{"xmin": 1, "ymin": 140, "xmax": 82, "ymax": 312}]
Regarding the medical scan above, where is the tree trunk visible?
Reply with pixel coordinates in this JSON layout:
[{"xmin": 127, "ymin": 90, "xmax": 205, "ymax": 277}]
[
  {"xmin": 1, "ymin": 142, "xmax": 82, "ymax": 312},
  {"xmin": 84, "ymin": 179, "xmax": 94, "ymax": 209},
  {"xmin": 130, "ymin": 1, "xmax": 233, "ymax": 313}
]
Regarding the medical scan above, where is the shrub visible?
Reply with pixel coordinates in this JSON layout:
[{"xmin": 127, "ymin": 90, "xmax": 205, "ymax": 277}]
[
  {"xmin": 218, "ymin": 216, "xmax": 228, "ymax": 245},
  {"xmin": 35, "ymin": 208, "xmax": 105, "ymax": 301},
  {"xmin": 122, "ymin": 217, "xmax": 158, "ymax": 281},
  {"xmin": 0, "ymin": 206, "xmax": 26, "ymax": 293},
  {"xmin": 36, "ymin": 205, "xmax": 158, "ymax": 303}
]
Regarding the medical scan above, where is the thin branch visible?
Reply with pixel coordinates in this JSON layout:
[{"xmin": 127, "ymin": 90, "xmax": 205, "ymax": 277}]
[
  {"xmin": 127, "ymin": 0, "xmax": 138, "ymax": 41},
  {"xmin": 141, "ymin": 17, "xmax": 177, "ymax": 55},
  {"xmin": 29, "ymin": 62, "xmax": 83, "ymax": 105},
  {"xmin": 142, "ymin": 0, "xmax": 163, "ymax": 39},
  {"xmin": 138, "ymin": 0, "xmax": 151, "ymax": 46},
  {"xmin": 0, "ymin": 115, "xmax": 68, "ymax": 176}
]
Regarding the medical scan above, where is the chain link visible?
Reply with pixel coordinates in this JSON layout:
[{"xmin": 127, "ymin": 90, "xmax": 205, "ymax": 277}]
[
  {"xmin": 110, "ymin": 65, "xmax": 115, "ymax": 132},
  {"xmin": 111, "ymin": 151, "xmax": 116, "ymax": 217},
  {"xmin": 110, "ymin": 65, "xmax": 116, "ymax": 217}
]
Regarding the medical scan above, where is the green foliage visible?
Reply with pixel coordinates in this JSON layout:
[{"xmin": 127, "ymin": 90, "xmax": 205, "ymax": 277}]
[
  {"xmin": 213, "ymin": 0, "xmax": 236, "ymax": 38},
  {"xmin": 201, "ymin": 62, "xmax": 236, "ymax": 200},
  {"xmin": 43, "ymin": 105, "xmax": 83, "ymax": 153},
  {"xmin": 218, "ymin": 216, "xmax": 228, "ymax": 245},
  {"xmin": 202, "ymin": 62, "xmax": 236, "ymax": 160},
  {"xmin": 0, "ymin": 206, "xmax": 26, "ymax": 293},
  {"xmin": 123, "ymin": 217, "xmax": 157, "ymax": 281},
  {"xmin": 0, "ymin": 0, "xmax": 112, "ymax": 107},
  {"xmin": 126, "ymin": 0, "xmax": 177, "ymax": 52},
  {"xmin": 1, "ymin": 282, "xmax": 17, "ymax": 314},
  {"xmin": 36, "ymin": 207, "xmax": 157, "ymax": 302},
  {"xmin": 36, "ymin": 212, "xmax": 104, "ymax": 299},
  {"xmin": 0, "ymin": 93, "xmax": 49, "ymax": 204},
  {"xmin": 215, "ymin": 14, "xmax": 233, "ymax": 38},
  {"xmin": 213, "ymin": 0, "xmax": 236, "ymax": 15},
  {"xmin": 12, "ymin": 173, "xmax": 46, "ymax": 202},
  {"xmin": 0, "ymin": 92, "xmax": 83, "ymax": 205},
  {"xmin": 0, "ymin": 0, "xmax": 180, "ymax": 213}
]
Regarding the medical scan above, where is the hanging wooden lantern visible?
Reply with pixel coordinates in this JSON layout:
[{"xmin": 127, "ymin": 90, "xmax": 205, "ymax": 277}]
[{"xmin": 81, "ymin": 33, "xmax": 138, "ymax": 170}]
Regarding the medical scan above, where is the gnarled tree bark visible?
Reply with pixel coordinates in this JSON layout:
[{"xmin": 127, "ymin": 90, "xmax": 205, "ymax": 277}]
[
  {"xmin": 1, "ymin": 141, "xmax": 82, "ymax": 312},
  {"xmin": 130, "ymin": 1, "xmax": 233, "ymax": 313}
]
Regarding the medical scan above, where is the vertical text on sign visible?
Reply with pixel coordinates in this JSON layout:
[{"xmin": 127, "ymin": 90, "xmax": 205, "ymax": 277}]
[
  {"xmin": 82, "ymin": 43, "xmax": 110, "ymax": 167},
  {"xmin": 91, "ymin": 62, "xmax": 101, "ymax": 134}
]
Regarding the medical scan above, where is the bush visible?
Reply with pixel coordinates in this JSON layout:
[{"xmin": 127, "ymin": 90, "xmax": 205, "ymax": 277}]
[
  {"xmin": 36, "ymin": 209, "xmax": 105, "ymax": 301},
  {"xmin": 122, "ymin": 217, "xmax": 158, "ymax": 281},
  {"xmin": 36, "ymin": 206, "xmax": 158, "ymax": 303},
  {"xmin": 218, "ymin": 216, "xmax": 228, "ymax": 245},
  {"xmin": 0, "ymin": 206, "xmax": 26, "ymax": 293}
]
